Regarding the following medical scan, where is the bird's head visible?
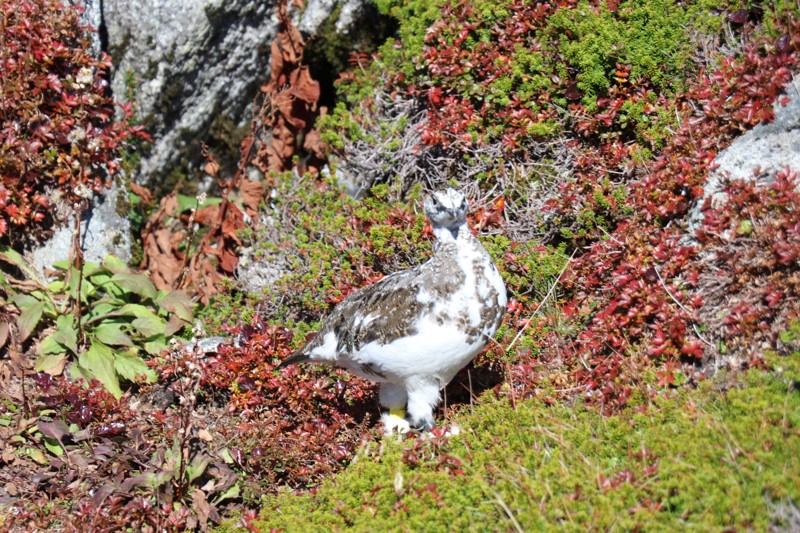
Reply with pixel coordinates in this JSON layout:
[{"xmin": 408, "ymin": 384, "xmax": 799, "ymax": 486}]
[{"xmin": 424, "ymin": 188, "xmax": 468, "ymax": 239}]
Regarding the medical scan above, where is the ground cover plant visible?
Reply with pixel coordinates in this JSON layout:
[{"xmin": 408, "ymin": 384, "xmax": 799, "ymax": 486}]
[
  {"xmin": 254, "ymin": 365, "xmax": 800, "ymax": 531},
  {"xmin": 1, "ymin": 0, "xmax": 799, "ymax": 530},
  {"xmin": 0, "ymin": 247, "xmax": 193, "ymax": 397},
  {"xmin": 0, "ymin": 0, "xmax": 147, "ymax": 243},
  {"xmin": 319, "ymin": 0, "xmax": 800, "ymax": 411}
]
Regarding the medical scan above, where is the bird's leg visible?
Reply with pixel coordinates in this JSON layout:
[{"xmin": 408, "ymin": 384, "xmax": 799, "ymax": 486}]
[
  {"xmin": 406, "ymin": 379, "xmax": 441, "ymax": 433},
  {"xmin": 379, "ymin": 382, "xmax": 410, "ymax": 434}
]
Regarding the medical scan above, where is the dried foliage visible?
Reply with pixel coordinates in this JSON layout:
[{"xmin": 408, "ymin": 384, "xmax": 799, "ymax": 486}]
[
  {"xmin": 139, "ymin": 0, "xmax": 325, "ymax": 304},
  {"xmin": 254, "ymin": 0, "xmax": 324, "ymax": 175},
  {"xmin": 0, "ymin": 0, "xmax": 147, "ymax": 241}
]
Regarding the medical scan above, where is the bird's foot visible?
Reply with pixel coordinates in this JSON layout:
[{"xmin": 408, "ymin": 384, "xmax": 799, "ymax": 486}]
[{"xmin": 381, "ymin": 407, "xmax": 411, "ymax": 435}]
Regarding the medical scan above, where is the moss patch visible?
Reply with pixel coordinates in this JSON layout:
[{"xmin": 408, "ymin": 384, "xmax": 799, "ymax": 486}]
[{"xmin": 254, "ymin": 367, "xmax": 800, "ymax": 531}]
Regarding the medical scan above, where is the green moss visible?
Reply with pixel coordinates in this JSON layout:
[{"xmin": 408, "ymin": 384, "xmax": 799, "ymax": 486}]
[
  {"xmin": 321, "ymin": 0, "xmax": 728, "ymax": 155},
  {"xmin": 548, "ymin": 0, "xmax": 725, "ymax": 107},
  {"xmin": 255, "ymin": 368, "xmax": 800, "ymax": 531}
]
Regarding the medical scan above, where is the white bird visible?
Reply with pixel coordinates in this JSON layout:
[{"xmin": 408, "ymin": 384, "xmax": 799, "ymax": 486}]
[{"xmin": 277, "ymin": 188, "xmax": 507, "ymax": 432}]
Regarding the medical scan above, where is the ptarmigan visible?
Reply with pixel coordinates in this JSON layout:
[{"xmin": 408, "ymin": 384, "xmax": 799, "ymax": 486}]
[{"xmin": 277, "ymin": 188, "xmax": 507, "ymax": 433}]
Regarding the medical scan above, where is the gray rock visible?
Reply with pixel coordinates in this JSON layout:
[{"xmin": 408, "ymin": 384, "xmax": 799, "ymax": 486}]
[
  {"xmin": 28, "ymin": 179, "xmax": 132, "ymax": 278},
  {"xmin": 183, "ymin": 336, "xmax": 232, "ymax": 355},
  {"xmin": 102, "ymin": 0, "xmax": 277, "ymax": 188},
  {"xmin": 299, "ymin": 0, "xmax": 362, "ymax": 35},
  {"xmin": 96, "ymin": 0, "xmax": 363, "ymax": 188},
  {"xmin": 688, "ymin": 74, "xmax": 800, "ymax": 230},
  {"xmin": 26, "ymin": 0, "xmax": 365, "ymax": 277},
  {"xmin": 236, "ymin": 253, "xmax": 285, "ymax": 296}
]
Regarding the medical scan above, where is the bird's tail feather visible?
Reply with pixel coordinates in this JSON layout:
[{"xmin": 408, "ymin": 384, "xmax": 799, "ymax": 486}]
[{"xmin": 276, "ymin": 351, "xmax": 310, "ymax": 369}]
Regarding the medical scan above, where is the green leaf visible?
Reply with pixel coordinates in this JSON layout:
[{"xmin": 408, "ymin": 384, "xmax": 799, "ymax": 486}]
[
  {"xmin": 115, "ymin": 352, "xmax": 156, "ymax": 383},
  {"xmin": 66, "ymin": 266, "xmax": 81, "ymax": 300},
  {"xmin": 88, "ymin": 271, "xmax": 112, "ymax": 286},
  {"xmin": 144, "ymin": 335, "xmax": 168, "ymax": 355},
  {"xmin": 92, "ymin": 272, "xmax": 126, "ymax": 298},
  {"xmin": 34, "ymin": 353, "xmax": 67, "ymax": 375},
  {"xmin": 0, "ymin": 246, "xmax": 40, "ymax": 281},
  {"xmin": 103, "ymin": 255, "xmax": 129, "ymax": 274},
  {"xmin": 111, "ymin": 273, "xmax": 158, "ymax": 300},
  {"xmin": 12, "ymin": 293, "xmax": 38, "ymax": 310},
  {"xmin": 93, "ymin": 323, "xmax": 133, "ymax": 346},
  {"xmin": 43, "ymin": 438, "xmax": 65, "ymax": 456},
  {"xmin": 52, "ymin": 260, "xmax": 71, "ymax": 270},
  {"xmin": 218, "ymin": 448, "xmax": 235, "ymax": 464},
  {"xmin": 157, "ymin": 291, "xmax": 194, "ymax": 322},
  {"xmin": 39, "ymin": 333, "xmax": 67, "ymax": 355},
  {"xmin": 79, "ymin": 341, "xmax": 122, "ymax": 399},
  {"xmin": 132, "ymin": 316, "xmax": 166, "ymax": 338},
  {"xmin": 187, "ymin": 454, "xmax": 211, "ymax": 483},
  {"xmin": 17, "ymin": 301, "xmax": 45, "ymax": 342},
  {"xmin": 70, "ymin": 362, "xmax": 94, "ymax": 384},
  {"xmin": 30, "ymin": 290, "xmax": 55, "ymax": 312},
  {"xmin": 81, "ymin": 261, "xmax": 104, "ymax": 277},
  {"xmin": 214, "ymin": 482, "xmax": 240, "ymax": 504},
  {"xmin": 84, "ymin": 300, "xmax": 120, "ymax": 323},
  {"xmin": 81, "ymin": 278, "xmax": 96, "ymax": 302},
  {"xmin": 118, "ymin": 303, "xmax": 160, "ymax": 319},
  {"xmin": 47, "ymin": 280, "xmax": 66, "ymax": 293},
  {"xmin": 53, "ymin": 314, "xmax": 78, "ymax": 354},
  {"xmin": 27, "ymin": 448, "xmax": 48, "ymax": 465}
]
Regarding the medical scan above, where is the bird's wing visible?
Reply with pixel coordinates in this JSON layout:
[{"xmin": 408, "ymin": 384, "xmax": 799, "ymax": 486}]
[{"xmin": 298, "ymin": 267, "xmax": 430, "ymax": 359}]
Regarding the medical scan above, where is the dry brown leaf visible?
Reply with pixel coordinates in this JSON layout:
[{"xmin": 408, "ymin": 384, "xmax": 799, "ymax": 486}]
[
  {"xmin": 240, "ymin": 180, "xmax": 266, "ymax": 215},
  {"xmin": 303, "ymin": 129, "xmax": 325, "ymax": 160},
  {"xmin": 269, "ymin": 39, "xmax": 287, "ymax": 86},
  {"xmin": 221, "ymin": 207, "xmax": 244, "ymax": 241},
  {"xmin": 203, "ymin": 160, "xmax": 220, "ymax": 179},
  {"xmin": 0, "ymin": 362, "xmax": 11, "ymax": 391},
  {"xmin": 289, "ymin": 66, "xmax": 320, "ymax": 107},
  {"xmin": 0, "ymin": 320, "xmax": 9, "ymax": 348},
  {"xmin": 191, "ymin": 488, "xmax": 212, "ymax": 531},
  {"xmin": 129, "ymin": 182, "xmax": 153, "ymax": 206},
  {"xmin": 218, "ymin": 248, "xmax": 238, "ymax": 274}
]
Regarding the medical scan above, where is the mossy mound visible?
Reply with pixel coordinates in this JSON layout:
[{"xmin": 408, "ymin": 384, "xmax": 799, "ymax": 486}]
[{"xmin": 254, "ymin": 367, "xmax": 800, "ymax": 531}]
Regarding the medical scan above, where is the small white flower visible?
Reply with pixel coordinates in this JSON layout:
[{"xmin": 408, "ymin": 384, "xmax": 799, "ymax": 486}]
[
  {"xmin": 67, "ymin": 127, "xmax": 86, "ymax": 145},
  {"xmin": 73, "ymin": 183, "xmax": 92, "ymax": 200},
  {"xmin": 192, "ymin": 321, "xmax": 207, "ymax": 337},
  {"xmin": 75, "ymin": 67, "xmax": 93, "ymax": 87}
]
